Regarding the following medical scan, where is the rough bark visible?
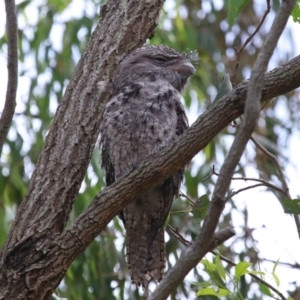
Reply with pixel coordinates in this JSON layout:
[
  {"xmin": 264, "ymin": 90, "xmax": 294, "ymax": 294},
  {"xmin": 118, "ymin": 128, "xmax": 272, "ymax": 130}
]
[{"xmin": 1, "ymin": 0, "xmax": 300, "ymax": 299}]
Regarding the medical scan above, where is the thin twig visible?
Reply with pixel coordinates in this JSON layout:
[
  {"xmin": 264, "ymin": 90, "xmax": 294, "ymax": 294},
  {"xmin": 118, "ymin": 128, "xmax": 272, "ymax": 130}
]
[
  {"xmin": 230, "ymin": 183, "xmax": 266, "ymax": 198},
  {"xmin": 250, "ymin": 135, "xmax": 300, "ymax": 238},
  {"xmin": 232, "ymin": 48, "xmax": 240, "ymax": 86},
  {"xmin": 169, "ymin": 209, "xmax": 193, "ymax": 214},
  {"xmin": 263, "ymin": 258, "xmax": 300, "ymax": 269},
  {"xmin": 179, "ymin": 192, "xmax": 195, "ymax": 205},
  {"xmin": 201, "ymin": 165, "xmax": 215, "ymax": 182},
  {"xmin": 229, "ymin": 116, "xmax": 300, "ymax": 235},
  {"xmin": 167, "ymin": 225, "xmax": 190, "ymax": 246},
  {"xmin": 212, "ymin": 168, "xmax": 287, "ymax": 196},
  {"xmin": 167, "ymin": 225, "xmax": 234, "ymax": 250},
  {"xmin": 250, "ymin": 136, "xmax": 289, "ymax": 196},
  {"xmin": 167, "ymin": 225, "xmax": 287, "ymax": 300},
  {"xmin": 0, "ymin": 0, "xmax": 18, "ymax": 155},
  {"xmin": 239, "ymin": 0, "xmax": 271, "ymax": 53},
  {"xmin": 232, "ymin": 0, "xmax": 271, "ymax": 86}
]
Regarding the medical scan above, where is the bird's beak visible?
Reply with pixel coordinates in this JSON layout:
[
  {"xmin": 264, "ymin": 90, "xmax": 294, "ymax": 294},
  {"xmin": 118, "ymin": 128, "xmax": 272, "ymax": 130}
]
[
  {"xmin": 181, "ymin": 62, "xmax": 195, "ymax": 75},
  {"xmin": 167, "ymin": 61, "xmax": 195, "ymax": 78}
]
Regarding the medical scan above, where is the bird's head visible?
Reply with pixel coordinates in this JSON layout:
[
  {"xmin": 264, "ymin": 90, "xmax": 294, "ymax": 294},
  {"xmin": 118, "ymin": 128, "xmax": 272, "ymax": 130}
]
[{"xmin": 113, "ymin": 45, "xmax": 197, "ymax": 93}]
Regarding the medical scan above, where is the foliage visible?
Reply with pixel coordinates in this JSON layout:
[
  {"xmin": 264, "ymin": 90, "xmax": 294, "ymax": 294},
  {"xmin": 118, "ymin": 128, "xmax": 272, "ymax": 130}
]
[
  {"xmin": 228, "ymin": 0, "xmax": 249, "ymax": 27},
  {"xmin": 291, "ymin": 0, "xmax": 300, "ymax": 23},
  {"xmin": 281, "ymin": 199, "xmax": 300, "ymax": 214},
  {"xmin": 1, "ymin": 0, "xmax": 300, "ymax": 299},
  {"xmin": 195, "ymin": 256, "xmax": 288, "ymax": 300}
]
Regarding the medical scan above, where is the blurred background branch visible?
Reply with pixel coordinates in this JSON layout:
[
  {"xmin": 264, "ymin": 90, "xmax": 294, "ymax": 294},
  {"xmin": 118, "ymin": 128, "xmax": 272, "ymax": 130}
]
[{"xmin": 0, "ymin": 0, "xmax": 18, "ymax": 155}]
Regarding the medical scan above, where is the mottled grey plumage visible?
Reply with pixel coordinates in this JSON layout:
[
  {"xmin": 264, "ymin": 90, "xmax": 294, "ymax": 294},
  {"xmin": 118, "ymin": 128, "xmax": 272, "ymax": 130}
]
[{"xmin": 100, "ymin": 45, "xmax": 195, "ymax": 288}]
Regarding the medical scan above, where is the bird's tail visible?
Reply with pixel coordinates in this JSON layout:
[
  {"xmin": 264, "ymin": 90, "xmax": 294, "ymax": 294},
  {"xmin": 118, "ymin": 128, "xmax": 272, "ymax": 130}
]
[{"xmin": 126, "ymin": 227, "xmax": 166, "ymax": 289}]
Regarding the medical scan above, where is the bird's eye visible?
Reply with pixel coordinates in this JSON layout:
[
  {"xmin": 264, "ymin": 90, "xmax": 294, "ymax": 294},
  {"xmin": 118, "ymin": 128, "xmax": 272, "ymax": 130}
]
[{"xmin": 154, "ymin": 56, "xmax": 166, "ymax": 63}]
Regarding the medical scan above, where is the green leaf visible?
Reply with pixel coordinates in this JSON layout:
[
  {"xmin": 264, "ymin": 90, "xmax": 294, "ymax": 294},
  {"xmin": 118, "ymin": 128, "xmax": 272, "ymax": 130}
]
[
  {"xmin": 215, "ymin": 255, "xmax": 226, "ymax": 281},
  {"xmin": 272, "ymin": 258, "xmax": 279, "ymax": 274},
  {"xmin": 271, "ymin": 257, "xmax": 280, "ymax": 286},
  {"xmin": 16, "ymin": 0, "xmax": 31, "ymax": 10},
  {"xmin": 216, "ymin": 288, "xmax": 230, "ymax": 296},
  {"xmin": 197, "ymin": 287, "xmax": 219, "ymax": 296},
  {"xmin": 259, "ymin": 282, "xmax": 272, "ymax": 296},
  {"xmin": 228, "ymin": 0, "xmax": 250, "ymax": 27},
  {"xmin": 48, "ymin": 0, "xmax": 72, "ymax": 12},
  {"xmin": 197, "ymin": 287, "xmax": 230, "ymax": 296},
  {"xmin": 272, "ymin": 272, "xmax": 280, "ymax": 287},
  {"xmin": 192, "ymin": 194, "xmax": 210, "ymax": 219},
  {"xmin": 193, "ymin": 281, "xmax": 212, "ymax": 288},
  {"xmin": 202, "ymin": 259, "xmax": 217, "ymax": 272},
  {"xmin": 281, "ymin": 199, "xmax": 300, "ymax": 214},
  {"xmin": 235, "ymin": 261, "xmax": 251, "ymax": 280},
  {"xmin": 247, "ymin": 270, "xmax": 265, "ymax": 276},
  {"xmin": 291, "ymin": 1, "xmax": 300, "ymax": 23}
]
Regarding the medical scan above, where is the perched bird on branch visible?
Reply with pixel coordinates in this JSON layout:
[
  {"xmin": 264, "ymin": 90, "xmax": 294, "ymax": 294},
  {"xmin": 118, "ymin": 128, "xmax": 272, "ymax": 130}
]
[{"xmin": 100, "ymin": 45, "xmax": 195, "ymax": 288}]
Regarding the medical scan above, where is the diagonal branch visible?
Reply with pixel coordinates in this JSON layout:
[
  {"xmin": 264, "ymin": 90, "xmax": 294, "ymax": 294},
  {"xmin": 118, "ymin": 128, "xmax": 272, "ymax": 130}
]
[{"xmin": 0, "ymin": 0, "xmax": 18, "ymax": 155}]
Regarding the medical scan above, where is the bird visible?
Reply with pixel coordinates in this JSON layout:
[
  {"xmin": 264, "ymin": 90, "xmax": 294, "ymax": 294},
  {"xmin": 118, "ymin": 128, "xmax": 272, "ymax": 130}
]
[{"xmin": 99, "ymin": 45, "xmax": 195, "ymax": 288}]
